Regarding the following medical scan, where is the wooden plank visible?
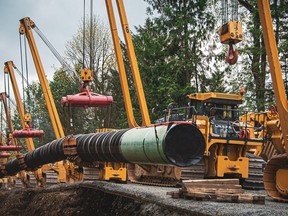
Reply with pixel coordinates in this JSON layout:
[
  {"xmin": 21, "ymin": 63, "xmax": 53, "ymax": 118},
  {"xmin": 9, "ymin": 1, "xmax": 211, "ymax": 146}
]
[
  {"xmin": 182, "ymin": 179, "xmax": 239, "ymax": 185},
  {"xmin": 216, "ymin": 193, "xmax": 239, "ymax": 202},
  {"xmin": 186, "ymin": 187, "xmax": 244, "ymax": 194},
  {"xmin": 183, "ymin": 183, "xmax": 242, "ymax": 190},
  {"xmin": 167, "ymin": 191, "xmax": 265, "ymax": 204},
  {"xmin": 184, "ymin": 192, "xmax": 217, "ymax": 200},
  {"xmin": 238, "ymin": 194, "xmax": 265, "ymax": 204}
]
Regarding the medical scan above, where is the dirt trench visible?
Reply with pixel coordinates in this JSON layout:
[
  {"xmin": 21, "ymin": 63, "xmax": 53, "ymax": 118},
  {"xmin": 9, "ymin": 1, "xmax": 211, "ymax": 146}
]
[{"xmin": 0, "ymin": 184, "xmax": 192, "ymax": 216}]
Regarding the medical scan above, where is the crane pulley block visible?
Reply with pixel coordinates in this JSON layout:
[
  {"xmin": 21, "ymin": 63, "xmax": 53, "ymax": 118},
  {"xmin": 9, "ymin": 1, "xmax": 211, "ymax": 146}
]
[
  {"xmin": 24, "ymin": 113, "xmax": 31, "ymax": 123},
  {"xmin": 218, "ymin": 20, "xmax": 243, "ymax": 45},
  {"xmin": 81, "ymin": 68, "xmax": 93, "ymax": 82}
]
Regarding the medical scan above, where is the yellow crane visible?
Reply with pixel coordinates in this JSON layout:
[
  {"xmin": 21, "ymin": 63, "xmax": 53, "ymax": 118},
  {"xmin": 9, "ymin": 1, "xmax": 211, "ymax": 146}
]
[
  {"xmin": 105, "ymin": 0, "xmax": 181, "ymax": 185},
  {"xmin": 19, "ymin": 17, "xmax": 68, "ymax": 183},
  {"xmin": 257, "ymin": 0, "xmax": 288, "ymax": 202},
  {"xmin": 4, "ymin": 61, "xmax": 45, "ymax": 186},
  {"xmin": 0, "ymin": 92, "xmax": 27, "ymax": 187}
]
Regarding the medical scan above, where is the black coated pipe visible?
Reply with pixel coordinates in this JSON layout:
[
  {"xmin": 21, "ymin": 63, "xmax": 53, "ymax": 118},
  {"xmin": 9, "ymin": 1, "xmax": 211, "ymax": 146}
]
[{"xmin": 3, "ymin": 123, "xmax": 205, "ymax": 176}]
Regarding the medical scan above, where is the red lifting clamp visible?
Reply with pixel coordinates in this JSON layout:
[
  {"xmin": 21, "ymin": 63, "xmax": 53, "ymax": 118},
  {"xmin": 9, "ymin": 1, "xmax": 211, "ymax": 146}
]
[
  {"xmin": 0, "ymin": 152, "xmax": 11, "ymax": 158},
  {"xmin": 61, "ymin": 68, "xmax": 113, "ymax": 108},
  {"xmin": 61, "ymin": 91, "xmax": 113, "ymax": 108},
  {"xmin": 13, "ymin": 126, "xmax": 44, "ymax": 138},
  {"xmin": 0, "ymin": 145, "xmax": 22, "ymax": 151}
]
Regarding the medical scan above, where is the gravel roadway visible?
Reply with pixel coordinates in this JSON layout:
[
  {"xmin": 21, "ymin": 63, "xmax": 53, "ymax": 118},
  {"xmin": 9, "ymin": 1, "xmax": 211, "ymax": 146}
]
[{"xmin": 80, "ymin": 181, "xmax": 288, "ymax": 216}]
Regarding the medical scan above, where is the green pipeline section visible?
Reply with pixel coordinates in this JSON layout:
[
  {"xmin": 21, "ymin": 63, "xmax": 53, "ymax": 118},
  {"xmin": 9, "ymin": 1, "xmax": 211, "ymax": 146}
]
[
  {"xmin": 120, "ymin": 123, "xmax": 205, "ymax": 167},
  {"xmin": 3, "ymin": 123, "xmax": 206, "ymax": 177}
]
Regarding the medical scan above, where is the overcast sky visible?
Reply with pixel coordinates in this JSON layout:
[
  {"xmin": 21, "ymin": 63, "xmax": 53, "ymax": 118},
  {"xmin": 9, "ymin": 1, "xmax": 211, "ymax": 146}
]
[{"xmin": 0, "ymin": 0, "xmax": 148, "ymax": 94}]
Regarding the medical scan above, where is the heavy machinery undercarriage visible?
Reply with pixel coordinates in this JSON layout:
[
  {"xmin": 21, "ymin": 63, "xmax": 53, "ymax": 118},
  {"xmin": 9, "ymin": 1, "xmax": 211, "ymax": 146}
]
[{"xmin": 158, "ymin": 92, "xmax": 266, "ymax": 189}]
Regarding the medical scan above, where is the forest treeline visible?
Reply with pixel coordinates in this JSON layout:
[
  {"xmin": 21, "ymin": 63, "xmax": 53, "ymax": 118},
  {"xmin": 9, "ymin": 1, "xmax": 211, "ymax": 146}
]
[{"xmin": 11, "ymin": 0, "xmax": 288, "ymax": 147}]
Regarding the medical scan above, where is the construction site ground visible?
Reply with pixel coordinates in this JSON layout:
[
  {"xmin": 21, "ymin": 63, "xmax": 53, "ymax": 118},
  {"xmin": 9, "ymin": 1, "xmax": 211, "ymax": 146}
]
[{"xmin": 0, "ymin": 181, "xmax": 287, "ymax": 216}]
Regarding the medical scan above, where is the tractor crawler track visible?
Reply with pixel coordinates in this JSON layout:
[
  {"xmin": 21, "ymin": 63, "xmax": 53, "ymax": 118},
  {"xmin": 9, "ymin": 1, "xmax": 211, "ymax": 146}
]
[{"xmin": 181, "ymin": 153, "xmax": 265, "ymax": 190}]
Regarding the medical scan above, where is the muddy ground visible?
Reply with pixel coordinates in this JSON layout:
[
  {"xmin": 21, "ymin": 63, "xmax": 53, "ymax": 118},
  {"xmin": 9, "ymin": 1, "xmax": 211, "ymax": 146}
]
[{"xmin": 0, "ymin": 182, "xmax": 287, "ymax": 216}]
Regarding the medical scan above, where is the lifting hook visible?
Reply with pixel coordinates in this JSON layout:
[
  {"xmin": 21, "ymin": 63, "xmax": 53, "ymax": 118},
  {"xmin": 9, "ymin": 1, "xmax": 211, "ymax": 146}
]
[{"xmin": 226, "ymin": 44, "xmax": 238, "ymax": 65}]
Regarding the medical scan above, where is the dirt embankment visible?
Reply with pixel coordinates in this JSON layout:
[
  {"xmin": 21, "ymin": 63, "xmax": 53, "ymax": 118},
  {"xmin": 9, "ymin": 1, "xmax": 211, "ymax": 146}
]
[
  {"xmin": 1, "ymin": 182, "xmax": 288, "ymax": 216},
  {"xmin": 0, "ymin": 184, "xmax": 192, "ymax": 216}
]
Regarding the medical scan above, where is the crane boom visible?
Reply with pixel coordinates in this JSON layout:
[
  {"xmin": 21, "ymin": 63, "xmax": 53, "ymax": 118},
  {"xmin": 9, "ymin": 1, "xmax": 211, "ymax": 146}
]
[
  {"xmin": 0, "ymin": 92, "xmax": 18, "ymax": 147},
  {"xmin": 105, "ymin": 0, "xmax": 138, "ymax": 128},
  {"xmin": 4, "ymin": 61, "xmax": 35, "ymax": 151},
  {"xmin": 105, "ymin": 0, "xmax": 151, "ymax": 127},
  {"xmin": 19, "ymin": 17, "xmax": 65, "ymax": 139},
  {"xmin": 257, "ymin": 0, "xmax": 288, "ymax": 152},
  {"xmin": 19, "ymin": 17, "xmax": 67, "ymax": 183},
  {"xmin": 257, "ymin": 0, "xmax": 288, "ymax": 202},
  {"xmin": 116, "ymin": 0, "xmax": 151, "ymax": 127}
]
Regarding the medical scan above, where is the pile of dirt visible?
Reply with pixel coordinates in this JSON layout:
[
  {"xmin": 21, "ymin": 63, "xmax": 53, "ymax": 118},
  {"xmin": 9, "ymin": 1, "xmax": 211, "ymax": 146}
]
[{"xmin": 0, "ymin": 184, "xmax": 190, "ymax": 216}]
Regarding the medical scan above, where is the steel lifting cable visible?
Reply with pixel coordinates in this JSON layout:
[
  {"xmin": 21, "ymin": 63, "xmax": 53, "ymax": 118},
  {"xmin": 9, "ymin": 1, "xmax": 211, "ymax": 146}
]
[
  {"xmin": 7, "ymin": 74, "xmax": 11, "ymax": 111},
  {"xmin": 33, "ymin": 26, "xmax": 80, "ymax": 82},
  {"xmin": 6, "ymin": 97, "xmax": 17, "ymax": 111},
  {"xmin": 0, "ymin": 103, "xmax": 3, "ymax": 132},
  {"xmin": 90, "ymin": 0, "xmax": 93, "ymax": 71},
  {"xmin": 19, "ymin": 34, "xmax": 25, "ymax": 83},
  {"xmin": 221, "ymin": 0, "xmax": 228, "ymax": 24},
  {"xmin": 14, "ymin": 67, "xmax": 28, "ymax": 84},
  {"xmin": 83, "ymin": 0, "xmax": 86, "ymax": 69},
  {"xmin": 19, "ymin": 33, "xmax": 28, "ymax": 128},
  {"xmin": 231, "ymin": 0, "xmax": 238, "ymax": 21}
]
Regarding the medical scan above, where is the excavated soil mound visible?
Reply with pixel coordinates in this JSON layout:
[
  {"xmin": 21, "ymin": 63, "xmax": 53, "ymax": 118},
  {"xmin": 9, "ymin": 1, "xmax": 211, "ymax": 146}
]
[{"xmin": 0, "ymin": 184, "xmax": 191, "ymax": 216}]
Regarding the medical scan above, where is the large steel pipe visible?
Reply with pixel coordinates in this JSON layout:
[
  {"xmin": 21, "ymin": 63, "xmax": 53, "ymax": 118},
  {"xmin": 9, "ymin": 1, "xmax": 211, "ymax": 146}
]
[
  {"xmin": 120, "ymin": 123, "xmax": 205, "ymax": 166},
  {"xmin": 3, "ymin": 123, "xmax": 205, "ymax": 176}
]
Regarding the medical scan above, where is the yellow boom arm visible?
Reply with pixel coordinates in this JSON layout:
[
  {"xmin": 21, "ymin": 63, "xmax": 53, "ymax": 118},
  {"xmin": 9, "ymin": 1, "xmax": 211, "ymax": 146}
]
[
  {"xmin": 4, "ymin": 61, "xmax": 35, "ymax": 151},
  {"xmin": 19, "ymin": 17, "xmax": 65, "ymax": 139},
  {"xmin": 257, "ymin": 0, "xmax": 288, "ymax": 153}
]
